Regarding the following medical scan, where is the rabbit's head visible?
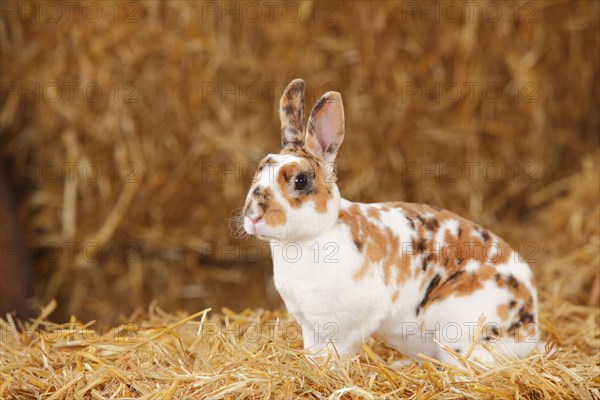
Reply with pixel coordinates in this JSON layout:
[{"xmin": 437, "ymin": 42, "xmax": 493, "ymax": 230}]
[{"xmin": 242, "ymin": 79, "xmax": 345, "ymax": 241}]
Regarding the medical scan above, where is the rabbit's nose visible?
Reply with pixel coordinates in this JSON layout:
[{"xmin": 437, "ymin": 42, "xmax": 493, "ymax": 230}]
[{"xmin": 250, "ymin": 215, "xmax": 263, "ymax": 224}]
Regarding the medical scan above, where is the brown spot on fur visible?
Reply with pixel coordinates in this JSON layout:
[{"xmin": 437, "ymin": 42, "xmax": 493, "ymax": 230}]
[
  {"xmin": 254, "ymin": 157, "xmax": 279, "ymax": 185},
  {"xmin": 339, "ymin": 205, "xmax": 410, "ymax": 285},
  {"xmin": 424, "ymin": 218, "xmax": 439, "ymax": 231},
  {"xmin": 446, "ymin": 269, "xmax": 465, "ymax": 282},
  {"xmin": 496, "ymin": 274, "xmax": 532, "ymax": 302},
  {"xmin": 244, "ymin": 186, "xmax": 288, "ymax": 227},
  {"xmin": 275, "ymin": 156, "xmax": 332, "ymax": 214},
  {"xmin": 384, "ymin": 201, "xmax": 512, "ymax": 267},
  {"xmin": 255, "ymin": 187, "xmax": 272, "ymax": 211},
  {"xmin": 383, "ymin": 227, "xmax": 407, "ymax": 285},
  {"xmin": 419, "ymin": 272, "xmax": 484, "ymax": 312},
  {"xmin": 264, "ymin": 207, "xmax": 286, "ymax": 226},
  {"xmin": 493, "ymin": 275, "xmax": 536, "ymax": 341},
  {"xmin": 417, "ymin": 264, "xmax": 498, "ymax": 313},
  {"xmin": 417, "ymin": 274, "xmax": 441, "ymax": 315},
  {"xmin": 479, "ymin": 264, "xmax": 496, "ymax": 279},
  {"xmin": 338, "ymin": 206, "xmax": 362, "ymax": 252},
  {"xmin": 258, "ymin": 156, "xmax": 277, "ymax": 168},
  {"xmin": 367, "ymin": 236, "xmax": 386, "ymax": 261},
  {"xmin": 507, "ymin": 274, "xmax": 519, "ymax": 288},
  {"xmin": 259, "ymin": 188, "xmax": 287, "ymax": 226},
  {"xmin": 367, "ymin": 207, "xmax": 382, "ymax": 221},
  {"xmin": 353, "ymin": 259, "xmax": 370, "ymax": 281},
  {"xmin": 353, "ymin": 239, "xmax": 364, "ymax": 252},
  {"xmin": 419, "ymin": 268, "xmax": 435, "ymax": 291},
  {"xmin": 497, "ymin": 304, "xmax": 509, "ymax": 321},
  {"xmin": 422, "ymin": 253, "xmax": 434, "ymax": 271},
  {"xmin": 507, "ymin": 300, "xmax": 536, "ymax": 341}
]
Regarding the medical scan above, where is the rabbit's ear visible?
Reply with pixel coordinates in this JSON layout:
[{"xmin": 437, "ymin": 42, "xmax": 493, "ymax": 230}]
[
  {"xmin": 305, "ymin": 91, "xmax": 344, "ymax": 164},
  {"xmin": 280, "ymin": 79, "xmax": 306, "ymax": 148}
]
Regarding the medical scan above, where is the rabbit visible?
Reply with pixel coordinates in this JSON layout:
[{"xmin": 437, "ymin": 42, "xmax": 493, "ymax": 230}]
[{"xmin": 241, "ymin": 79, "xmax": 540, "ymax": 367}]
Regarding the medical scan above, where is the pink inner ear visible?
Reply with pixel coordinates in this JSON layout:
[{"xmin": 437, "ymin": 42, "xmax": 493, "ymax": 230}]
[{"xmin": 314, "ymin": 106, "xmax": 342, "ymax": 154}]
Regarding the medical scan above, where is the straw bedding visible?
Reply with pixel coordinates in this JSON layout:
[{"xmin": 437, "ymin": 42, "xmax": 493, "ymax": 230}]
[{"xmin": 1, "ymin": 1, "xmax": 599, "ymax": 398}]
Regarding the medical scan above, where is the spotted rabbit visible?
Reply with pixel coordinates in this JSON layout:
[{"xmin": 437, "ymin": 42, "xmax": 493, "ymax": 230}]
[{"xmin": 242, "ymin": 79, "xmax": 539, "ymax": 366}]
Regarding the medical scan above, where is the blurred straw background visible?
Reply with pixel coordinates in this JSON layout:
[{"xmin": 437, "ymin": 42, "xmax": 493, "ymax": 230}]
[
  {"xmin": 0, "ymin": 1, "xmax": 598, "ymax": 326},
  {"xmin": 1, "ymin": 1, "xmax": 599, "ymax": 398}
]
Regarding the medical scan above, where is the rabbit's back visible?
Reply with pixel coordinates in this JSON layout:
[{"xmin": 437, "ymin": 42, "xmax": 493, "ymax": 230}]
[{"xmin": 337, "ymin": 200, "xmax": 539, "ymax": 360}]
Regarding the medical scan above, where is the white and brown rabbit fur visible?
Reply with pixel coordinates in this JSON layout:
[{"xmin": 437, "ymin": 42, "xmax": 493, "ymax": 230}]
[{"xmin": 242, "ymin": 79, "xmax": 539, "ymax": 366}]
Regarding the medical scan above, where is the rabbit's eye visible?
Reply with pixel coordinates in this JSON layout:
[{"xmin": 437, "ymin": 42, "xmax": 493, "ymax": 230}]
[{"xmin": 294, "ymin": 173, "xmax": 308, "ymax": 190}]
